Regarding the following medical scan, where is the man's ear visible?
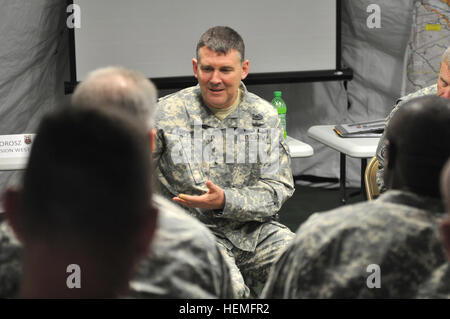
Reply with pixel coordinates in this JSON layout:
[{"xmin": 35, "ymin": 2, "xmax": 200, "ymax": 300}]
[
  {"xmin": 149, "ymin": 128, "xmax": 156, "ymax": 152},
  {"xmin": 241, "ymin": 60, "xmax": 249, "ymax": 80},
  {"xmin": 441, "ymin": 218, "xmax": 450, "ymax": 260},
  {"xmin": 385, "ymin": 140, "xmax": 396, "ymax": 170},
  {"xmin": 383, "ymin": 140, "xmax": 396, "ymax": 190},
  {"xmin": 192, "ymin": 58, "xmax": 199, "ymax": 79},
  {"xmin": 2, "ymin": 188, "xmax": 24, "ymax": 242}
]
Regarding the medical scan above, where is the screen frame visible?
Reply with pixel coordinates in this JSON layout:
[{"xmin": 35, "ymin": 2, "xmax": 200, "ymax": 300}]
[{"xmin": 65, "ymin": 0, "xmax": 352, "ymax": 94}]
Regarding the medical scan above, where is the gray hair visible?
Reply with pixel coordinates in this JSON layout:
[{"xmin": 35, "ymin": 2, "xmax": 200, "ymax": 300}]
[
  {"xmin": 196, "ymin": 26, "xmax": 245, "ymax": 62},
  {"xmin": 72, "ymin": 66, "xmax": 157, "ymax": 128},
  {"xmin": 442, "ymin": 47, "xmax": 450, "ymax": 66}
]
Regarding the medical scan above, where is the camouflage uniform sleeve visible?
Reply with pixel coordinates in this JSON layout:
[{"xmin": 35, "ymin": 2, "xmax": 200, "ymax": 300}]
[
  {"xmin": 130, "ymin": 196, "xmax": 237, "ymax": 299},
  {"xmin": 220, "ymin": 125, "xmax": 295, "ymax": 222},
  {"xmin": 375, "ymin": 119, "xmax": 389, "ymax": 192}
]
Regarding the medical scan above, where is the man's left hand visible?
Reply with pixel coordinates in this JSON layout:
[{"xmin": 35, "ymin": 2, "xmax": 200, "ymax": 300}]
[{"xmin": 173, "ymin": 180, "xmax": 225, "ymax": 210}]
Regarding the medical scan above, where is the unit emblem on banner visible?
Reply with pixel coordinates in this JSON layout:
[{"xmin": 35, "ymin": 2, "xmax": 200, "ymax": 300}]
[{"xmin": 24, "ymin": 135, "xmax": 32, "ymax": 145}]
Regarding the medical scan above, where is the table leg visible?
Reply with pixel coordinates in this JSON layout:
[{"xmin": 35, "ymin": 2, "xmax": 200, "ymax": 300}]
[
  {"xmin": 361, "ymin": 158, "xmax": 368, "ymax": 200},
  {"xmin": 340, "ymin": 153, "xmax": 346, "ymax": 204}
]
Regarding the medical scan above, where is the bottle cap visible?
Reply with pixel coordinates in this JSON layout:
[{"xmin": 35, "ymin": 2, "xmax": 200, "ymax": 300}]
[{"xmin": 274, "ymin": 91, "xmax": 282, "ymax": 97}]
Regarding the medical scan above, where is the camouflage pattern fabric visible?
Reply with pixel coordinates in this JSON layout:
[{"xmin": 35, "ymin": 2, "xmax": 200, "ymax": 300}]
[
  {"xmin": 261, "ymin": 190, "xmax": 446, "ymax": 298},
  {"xmin": 154, "ymin": 83, "xmax": 295, "ymax": 295},
  {"xmin": 0, "ymin": 219, "xmax": 21, "ymax": 298},
  {"xmin": 375, "ymin": 85, "xmax": 438, "ymax": 192},
  {"xmin": 416, "ymin": 262, "xmax": 450, "ymax": 299},
  {"xmin": 130, "ymin": 194, "xmax": 236, "ymax": 299},
  {"xmin": 216, "ymin": 220, "xmax": 294, "ymax": 298},
  {"xmin": 0, "ymin": 194, "xmax": 236, "ymax": 299}
]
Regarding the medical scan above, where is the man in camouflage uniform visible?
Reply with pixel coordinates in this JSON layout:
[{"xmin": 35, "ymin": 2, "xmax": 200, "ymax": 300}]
[
  {"xmin": 262, "ymin": 96, "xmax": 450, "ymax": 298},
  {"xmin": 376, "ymin": 46, "xmax": 450, "ymax": 192},
  {"xmin": 0, "ymin": 66, "xmax": 236, "ymax": 299},
  {"xmin": 416, "ymin": 159, "xmax": 450, "ymax": 299},
  {"xmin": 154, "ymin": 26, "xmax": 295, "ymax": 297}
]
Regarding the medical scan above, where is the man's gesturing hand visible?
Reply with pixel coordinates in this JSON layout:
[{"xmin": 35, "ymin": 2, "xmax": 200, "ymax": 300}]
[{"xmin": 172, "ymin": 180, "xmax": 225, "ymax": 210}]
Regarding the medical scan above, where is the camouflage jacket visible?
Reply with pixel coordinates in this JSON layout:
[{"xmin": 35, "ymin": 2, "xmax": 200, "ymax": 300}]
[
  {"xmin": 131, "ymin": 194, "xmax": 235, "ymax": 298},
  {"xmin": 375, "ymin": 85, "xmax": 437, "ymax": 192},
  {"xmin": 416, "ymin": 262, "xmax": 450, "ymax": 299},
  {"xmin": 261, "ymin": 190, "xmax": 446, "ymax": 298},
  {"xmin": 0, "ymin": 194, "xmax": 236, "ymax": 299},
  {"xmin": 154, "ymin": 83, "xmax": 294, "ymax": 252}
]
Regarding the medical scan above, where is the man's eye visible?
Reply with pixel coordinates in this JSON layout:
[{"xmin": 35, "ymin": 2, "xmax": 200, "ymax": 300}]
[
  {"xmin": 221, "ymin": 69, "xmax": 233, "ymax": 73},
  {"xmin": 201, "ymin": 67, "xmax": 213, "ymax": 72}
]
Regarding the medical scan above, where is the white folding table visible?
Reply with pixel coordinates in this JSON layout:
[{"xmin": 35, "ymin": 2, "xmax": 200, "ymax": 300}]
[
  {"xmin": 286, "ymin": 135, "xmax": 314, "ymax": 158},
  {"xmin": 307, "ymin": 125, "xmax": 380, "ymax": 203}
]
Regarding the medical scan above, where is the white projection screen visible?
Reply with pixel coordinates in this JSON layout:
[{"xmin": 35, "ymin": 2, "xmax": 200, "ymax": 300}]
[{"xmin": 70, "ymin": 0, "xmax": 339, "ymax": 86}]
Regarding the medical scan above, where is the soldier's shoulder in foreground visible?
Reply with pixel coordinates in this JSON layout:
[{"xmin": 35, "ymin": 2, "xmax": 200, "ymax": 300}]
[
  {"xmin": 263, "ymin": 190, "xmax": 446, "ymax": 298},
  {"xmin": 294, "ymin": 190, "xmax": 444, "ymax": 245},
  {"xmin": 416, "ymin": 262, "xmax": 450, "ymax": 299},
  {"xmin": 153, "ymin": 194, "xmax": 218, "ymax": 242},
  {"xmin": 130, "ymin": 194, "xmax": 235, "ymax": 299}
]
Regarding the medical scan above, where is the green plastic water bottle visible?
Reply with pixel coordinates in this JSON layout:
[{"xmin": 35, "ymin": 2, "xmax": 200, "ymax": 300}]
[{"xmin": 271, "ymin": 91, "xmax": 287, "ymax": 139}]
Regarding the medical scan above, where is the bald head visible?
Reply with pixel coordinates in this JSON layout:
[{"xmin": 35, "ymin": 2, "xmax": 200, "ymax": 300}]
[
  {"xmin": 384, "ymin": 96, "xmax": 450, "ymax": 198},
  {"xmin": 72, "ymin": 67, "xmax": 157, "ymax": 127}
]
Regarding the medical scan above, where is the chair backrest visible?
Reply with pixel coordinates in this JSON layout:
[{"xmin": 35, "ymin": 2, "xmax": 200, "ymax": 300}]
[{"xmin": 365, "ymin": 156, "xmax": 380, "ymax": 200}]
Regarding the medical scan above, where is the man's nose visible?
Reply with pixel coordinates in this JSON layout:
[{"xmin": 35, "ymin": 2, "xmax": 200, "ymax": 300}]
[
  {"xmin": 210, "ymin": 70, "xmax": 222, "ymax": 85},
  {"xmin": 441, "ymin": 88, "xmax": 450, "ymax": 99}
]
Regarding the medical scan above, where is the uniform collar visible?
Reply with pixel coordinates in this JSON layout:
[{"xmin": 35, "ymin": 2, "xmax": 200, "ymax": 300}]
[
  {"xmin": 377, "ymin": 189, "xmax": 445, "ymax": 214},
  {"xmin": 186, "ymin": 82, "xmax": 255, "ymax": 129}
]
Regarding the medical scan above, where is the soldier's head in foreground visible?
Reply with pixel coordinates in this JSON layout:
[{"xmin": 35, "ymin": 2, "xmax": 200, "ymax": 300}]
[
  {"xmin": 72, "ymin": 66, "xmax": 157, "ymax": 129},
  {"xmin": 383, "ymin": 96, "xmax": 450, "ymax": 198},
  {"xmin": 2, "ymin": 105, "xmax": 157, "ymax": 298}
]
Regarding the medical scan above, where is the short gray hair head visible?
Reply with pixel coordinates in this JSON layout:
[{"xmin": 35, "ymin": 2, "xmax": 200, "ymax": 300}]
[
  {"xmin": 72, "ymin": 66, "xmax": 157, "ymax": 128},
  {"xmin": 196, "ymin": 26, "xmax": 245, "ymax": 62}
]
